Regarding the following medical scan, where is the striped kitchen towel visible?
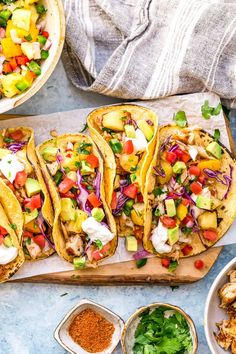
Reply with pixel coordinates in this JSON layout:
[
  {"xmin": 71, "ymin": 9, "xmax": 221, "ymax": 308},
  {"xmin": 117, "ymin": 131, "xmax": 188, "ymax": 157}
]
[{"xmin": 62, "ymin": 0, "xmax": 236, "ymax": 108}]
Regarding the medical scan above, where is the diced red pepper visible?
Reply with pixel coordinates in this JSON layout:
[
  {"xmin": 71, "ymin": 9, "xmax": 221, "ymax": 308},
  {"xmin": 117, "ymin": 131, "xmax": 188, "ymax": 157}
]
[
  {"xmin": 23, "ymin": 230, "xmax": 34, "ymax": 238},
  {"xmin": 9, "ymin": 129, "xmax": 24, "ymax": 141},
  {"xmin": 92, "ymin": 243, "xmax": 110, "ymax": 261},
  {"xmin": 0, "ymin": 226, "xmax": 8, "ymax": 235},
  {"xmin": 194, "ymin": 259, "xmax": 205, "ymax": 270},
  {"xmin": 14, "ymin": 171, "xmax": 27, "ymax": 188},
  {"xmin": 134, "ymin": 226, "xmax": 143, "ymax": 240},
  {"xmin": 16, "ymin": 56, "xmax": 29, "ymax": 66},
  {"xmin": 42, "ymin": 31, "xmax": 49, "ymax": 38},
  {"xmin": 123, "ymin": 140, "xmax": 134, "ymax": 155},
  {"xmin": 86, "ymin": 154, "xmax": 99, "ymax": 168},
  {"xmin": 175, "ymin": 149, "xmax": 183, "ymax": 157},
  {"xmin": 160, "ymin": 216, "xmax": 176, "ymax": 228},
  {"xmin": 111, "ymin": 191, "xmax": 117, "ymax": 210},
  {"xmin": 9, "ymin": 57, "xmax": 17, "ymax": 70},
  {"xmin": 190, "ymin": 181, "xmax": 202, "ymax": 195},
  {"xmin": 66, "ymin": 153, "xmax": 72, "ymax": 158},
  {"xmin": 87, "ymin": 192, "xmax": 102, "ymax": 208},
  {"xmin": 202, "ymin": 230, "xmax": 217, "ymax": 241},
  {"xmin": 0, "ymin": 235, "xmax": 4, "ymax": 245},
  {"xmin": 180, "ymin": 151, "xmax": 190, "ymax": 163},
  {"xmin": 137, "ymin": 193, "xmax": 144, "ymax": 203},
  {"xmin": 24, "ymin": 194, "xmax": 41, "ymax": 211},
  {"xmin": 3, "ymin": 63, "xmax": 12, "ymax": 73},
  {"xmin": 58, "ymin": 177, "xmax": 75, "ymax": 194},
  {"xmin": 123, "ymin": 183, "xmax": 138, "ymax": 199},
  {"xmin": 60, "ymin": 191, "xmax": 75, "ymax": 199},
  {"xmin": 168, "ymin": 192, "xmax": 179, "ymax": 200},
  {"xmin": 161, "ymin": 258, "xmax": 170, "ymax": 268},
  {"xmin": 198, "ymin": 174, "xmax": 205, "ymax": 184},
  {"xmin": 182, "ymin": 198, "xmax": 190, "ymax": 206},
  {"xmin": 33, "ymin": 234, "xmax": 45, "ymax": 249},
  {"xmin": 189, "ymin": 166, "xmax": 201, "ymax": 176},
  {"xmin": 182, "ymin": 244, "xmax": 193, "ymax": 256},
  {"xmin": 166, "ymin": 151, "xmax": 177, "ymax": 164},
  {"xmin": 182, "ymin": 215, "xmax": 194, "ymax": 225}
]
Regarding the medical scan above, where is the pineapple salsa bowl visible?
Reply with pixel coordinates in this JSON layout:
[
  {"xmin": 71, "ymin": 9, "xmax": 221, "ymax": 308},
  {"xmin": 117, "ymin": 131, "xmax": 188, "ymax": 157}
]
[{"xmin": 0, "ymin": 0, "xmax": 64, "ymax": 112}]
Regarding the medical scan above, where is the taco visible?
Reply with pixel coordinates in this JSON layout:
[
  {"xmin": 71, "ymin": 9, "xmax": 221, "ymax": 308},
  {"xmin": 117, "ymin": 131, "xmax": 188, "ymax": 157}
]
[
  {"xmin": 0, "ymin": 199, "xmax": 24, "ymax": 283},
  {"xmin": 0, "ymin": 127, "xmax": 54, "ymax": 260},
  {"xmin": 87, "ymin": 104, "xmax": 158, "ymax": 239},
  {"xmin": 36, "ymin": 134, "xmax": 117, "ymax": 268},
  {"xmin": 143, "ymin": 125, "xmax": 236, "ymax": 259}
]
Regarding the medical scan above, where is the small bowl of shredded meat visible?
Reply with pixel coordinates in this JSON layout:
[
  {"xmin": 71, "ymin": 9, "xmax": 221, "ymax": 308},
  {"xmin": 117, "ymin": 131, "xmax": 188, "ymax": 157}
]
[
  {"xmin": 54, "ymin": 299, "xmax": 124, "ymax": 354},
  {"xmin": 205, "ymin": 257, "xmax": 236, "ymax": 354}
]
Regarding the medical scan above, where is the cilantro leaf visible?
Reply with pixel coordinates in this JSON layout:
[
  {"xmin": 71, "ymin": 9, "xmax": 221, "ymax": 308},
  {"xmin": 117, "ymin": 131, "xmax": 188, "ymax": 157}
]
[
  {"xmin": 214, "ymin": 129, "xmax": 220, "ymax": 142},
  {"xmin": 94, "ymin": 239, "xmax": 103, "ymax": 250},
  {"xmin": 136, "ymin": 258, "xmax": 147, "ymax": 269},
  {"xmin": 173, "ymin": 111, "xmax": 187, "ymax": 127},
  {"xmin": 201, "ymin": 100, "xmax": 222, "ymax": 119},
  {"xmin": 153, "ymin": 187, "xmax": 165, "ymax": 197},
  {"xmin": 168, "ymin": 260, "xmax": 178, "ymax": 272}
]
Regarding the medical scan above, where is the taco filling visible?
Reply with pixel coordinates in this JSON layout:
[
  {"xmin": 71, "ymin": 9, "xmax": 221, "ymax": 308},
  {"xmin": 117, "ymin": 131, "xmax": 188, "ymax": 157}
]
[
  {"xmin": 0, "ymin": 128, "xmax": 53, "ymax": 260},
  {"xmin": 0, "ymin": 224, "xmax": 18, "ymax": 265},
  {"xmin": 147, "ymin": 127, "xmax": 234, "ymax": 259},
  {"xmin": 38, "ymin": 135, "xmax": 116, "ymax": 268}
]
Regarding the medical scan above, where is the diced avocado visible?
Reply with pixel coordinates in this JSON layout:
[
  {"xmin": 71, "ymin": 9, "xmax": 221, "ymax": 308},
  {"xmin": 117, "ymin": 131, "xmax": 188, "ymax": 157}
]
[
  {"xmin": 73, "ymin": 256, "xmax": 86, "ymax": 270},
  {"xmin": 198, "ymin": 211, "xmax": 217, "ymax": 230},
  {"xmin": 137, "ymin": 120, "xmax": 154, "ymax": 141},
  {"xmin": 196, "ymin": 196, "xmax": 212, "ymax": 210},
  {"xmin": 80, "ymin": 160, "xmax": 94, "ymax": 175},
  {"xmin": 126, "ymin": 236, "xmax": 138, "ymax": 252},
  {"xmin": 42, "ymin": 147, "xmax": 58, "ymax": 162},
  {"xmin": 66, "ymin": 210, "xmax": 88, "ymax": 233},
  {"xmin": 24, "ymin": 209, "xmax": 38, "ymax": 224},
  {"xmin": 66, "ymin": 171, "xmax": 77, "ymax": 182},
  {"xmin": 173, "ymin": 161, "xmax": 186, "ymax": 174},
  {"xmin": 206, "ymin": 141, "xmax": 222, "ymax": 159},
  {"xmin": 168, "ymin": 226, "xmax": 179, "ymax": 246},
  {"xmin": 165, "ymin": 199, "xmax": 176, "ymax": 217},
  {"xmin": 131, "ymin": 203, "xmax": 144, "ymax": 226},
  {"xmin": 12, "ymin": 9, "xmax": 31, "ymax": 31},
  {"xmin": 25, "ymin": 178, "xmax": 41, "ymax": 197},
  {"xmin": 0, "ymin": 148, "xmax": 11, "ymax": 159},
  {"xmin": 124, "ymin": 124, "xmax": 136, "ymax": 138},
  {"xmin": 3, "ymin": 235, "xmax": 13, "ymax": 247},
  {"xmin": 91, "ymin": 208, "xmax": 105, "ymax": 222},
  {"xmin": 176, "ymin": 203, "xmax": 188, "ymax": 221},
  {"xmin": 102, "ymin": 110, "xmax": 125, "ymax": 132},
  {"xmin": 60, "ymin": 198, "xmax": 76, "ymax": 222}
]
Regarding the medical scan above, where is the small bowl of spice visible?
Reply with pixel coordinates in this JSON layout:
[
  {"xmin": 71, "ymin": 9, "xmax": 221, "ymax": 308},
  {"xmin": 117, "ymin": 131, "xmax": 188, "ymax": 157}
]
[{"xmin": 54, "ymin": 299, "xmax": 124, "ymax": 354}]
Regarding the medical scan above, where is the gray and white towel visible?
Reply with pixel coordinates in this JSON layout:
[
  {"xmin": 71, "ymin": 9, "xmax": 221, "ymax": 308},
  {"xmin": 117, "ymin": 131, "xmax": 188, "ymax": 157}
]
[{"xmin": 63, "ymin": 0, "xmax": 236, "ymax": 108}]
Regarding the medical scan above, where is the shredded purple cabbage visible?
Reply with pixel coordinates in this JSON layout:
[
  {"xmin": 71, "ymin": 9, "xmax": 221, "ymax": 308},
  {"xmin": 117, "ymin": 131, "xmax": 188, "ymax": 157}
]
[
  {"xmin": 77, "ymin": 169, "xmax": 91, "ymax": 214},
  {"xmin": 146, "ymin": 120, "xmax": 153, "ymax": 126},
  {"xmin": 56, "ymin": 149, "xmax": 66, "ymax": 175},
  {"xmin": 223, "ymin": 165, "xmax": 233, "ymax": 199},
  {"xmin": 153, "ymin": 165, "xmax": 165, "ymax": 177},
  {"xmin": 133, "ymin": 248, "xmax": 150, "ymax": 261},
  {"xmin": 203, "ymin": 166, "xmax": 233, "ymax": 199},
  {"xmin": 182, "ymin": 188, "xmax": 196, "ymax": 205},
  {"xmin": 169, "ymin": 144, "xmax": 179, "ymax": 152},
  {"xmin": 37, "ymin": 211, "xmax": 55, "ymax": 249},
  {"xmin": 94, "ymin": 171, "xmax": 101, "ymax": 199},
  {"xmin": 126, "ymin": 118, "xmax": 137, "ymax": 129},
  {"xmin": 6, "ymin": 141, "xmax": 26, "ymax": 153},
  {"xmin": 112, "ymin": 193, "xmax": 129, "ymax": 215},
  {"xmin": 153, "ymin": 136, "xmax": 172, "ymax": 177}
]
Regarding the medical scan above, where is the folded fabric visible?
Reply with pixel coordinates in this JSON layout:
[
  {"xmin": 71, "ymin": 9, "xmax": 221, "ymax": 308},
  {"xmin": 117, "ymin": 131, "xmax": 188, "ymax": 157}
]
[{"xmin": 63, "ymin": 0, "xmax": 236, "ymax": 108}]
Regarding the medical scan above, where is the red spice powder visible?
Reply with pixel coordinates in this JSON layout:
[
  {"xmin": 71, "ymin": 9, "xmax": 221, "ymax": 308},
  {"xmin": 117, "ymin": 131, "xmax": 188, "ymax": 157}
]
[{"xmin": 68, "ymin": 308, "xmax": 115, "ymax": 353}]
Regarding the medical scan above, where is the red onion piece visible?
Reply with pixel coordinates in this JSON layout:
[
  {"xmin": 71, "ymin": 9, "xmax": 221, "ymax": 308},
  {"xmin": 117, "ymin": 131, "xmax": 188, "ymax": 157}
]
[
  {"xmin": 133, "ymin": 249, "xmax": 150, "ymax": 260},
  {"xmin": 6, "ymin": 141, "xmax": 26, "ymax": 153},
  {"xmin": 77, "ymin": 169, "xmax": 91, "ymax": 214},
  {"xmin": 37, "ymin": 211, "xmax": 55, "ymax": 249}
]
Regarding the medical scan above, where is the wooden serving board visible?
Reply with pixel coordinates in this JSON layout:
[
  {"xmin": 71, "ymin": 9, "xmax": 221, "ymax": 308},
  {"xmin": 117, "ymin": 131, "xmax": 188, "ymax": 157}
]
[{"xmin": 1, "ymin": 112, "xmax": 234, "ymax": 285}]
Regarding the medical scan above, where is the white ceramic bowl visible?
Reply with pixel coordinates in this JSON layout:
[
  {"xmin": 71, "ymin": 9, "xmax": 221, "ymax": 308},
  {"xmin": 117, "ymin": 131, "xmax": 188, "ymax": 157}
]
[
  {"xmin": 121, "ymin": 302, "xmax": 198, "ymax": 354},
  {"xmin": 54, "ymin": 299, "xmax": 124, "ymax": 354},
  {"xmin": 0, "ymin": 0, "xmax": 65, "ymax": 113},
  {"xmin": 204, "ymin": 257, "xmax": 236, "ymax": 354}
]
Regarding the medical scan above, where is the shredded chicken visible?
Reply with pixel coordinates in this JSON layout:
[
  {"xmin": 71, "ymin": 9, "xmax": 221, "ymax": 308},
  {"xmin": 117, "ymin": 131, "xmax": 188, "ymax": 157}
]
[
  {"xmin": 26, "ymin": 241, "xmax": 42, "ymax": 259},
  {"xmin": 66, "ymin": 235, "xmax": 83, "ymax": 256},
  {"xmin": 229, "ymin": 271, "xmax": 236, "ymax": 283},
  {"xmin": 46, "ymin": 161, "xmax": 59, "ymax": 176}
]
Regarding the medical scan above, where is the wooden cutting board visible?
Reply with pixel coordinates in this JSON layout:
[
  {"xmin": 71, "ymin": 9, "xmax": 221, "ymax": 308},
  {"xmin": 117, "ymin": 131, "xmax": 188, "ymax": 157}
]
[{"xmin": 1, "ymin": 113, "xmax": 234, "ymax": 285}]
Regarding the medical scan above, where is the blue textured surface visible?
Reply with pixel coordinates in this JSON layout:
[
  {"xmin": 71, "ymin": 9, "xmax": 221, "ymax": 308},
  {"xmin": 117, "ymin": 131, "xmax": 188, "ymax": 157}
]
[{"xmin": 0, "ymin": 60, "xmax": 236, "ymax": 354}]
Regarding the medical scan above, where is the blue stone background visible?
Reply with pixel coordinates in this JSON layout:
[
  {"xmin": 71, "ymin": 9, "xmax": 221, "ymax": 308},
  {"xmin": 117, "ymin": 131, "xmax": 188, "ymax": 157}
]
[{"xmin": 0, "ymin": 60, "xmax": 236, "ymax": 354}]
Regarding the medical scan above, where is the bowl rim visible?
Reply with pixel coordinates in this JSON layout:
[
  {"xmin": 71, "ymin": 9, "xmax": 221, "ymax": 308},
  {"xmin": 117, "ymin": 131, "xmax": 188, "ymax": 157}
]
[
  {"xmin": 54, "ymin": 298, "xmax": 125, "ymax": 354},
  {"xmin": 121, "ymin": 302, "xmax": 198, "ymax": 354},
  {"xmin": 204, "ymin": 256, "xmax": 236, "ymax": 354}
]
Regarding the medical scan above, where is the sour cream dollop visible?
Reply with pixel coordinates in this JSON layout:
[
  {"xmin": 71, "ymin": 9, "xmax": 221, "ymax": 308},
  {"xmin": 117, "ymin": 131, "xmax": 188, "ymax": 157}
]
[
  {"xmin": 82, "ymin": 217, "xmax": 114, "ymax": 246},
  {"xmin": 0, "ymin": 244, "xmax": 18, "ymax": 265},
  {"xmin": 0, "ymin": 154, "xmax": 24, "ymax": 183},
  {"xmin": 151, "ymin": 221, "xmax": 172, "ymax": 254},
  {"xmin": 125, "ymin": 129, "xmax": 148, "ymax": 152}
]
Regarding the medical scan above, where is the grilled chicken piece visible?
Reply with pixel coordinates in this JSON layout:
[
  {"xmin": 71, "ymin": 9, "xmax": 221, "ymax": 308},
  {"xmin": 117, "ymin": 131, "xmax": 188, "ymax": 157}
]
[
  {"xmin": 26, "ymin": 240, "xmax": 42, "ymax": 259},
  {"xmin": 219, "ymin": 283, "xmax": 236, "ymax": 307},
  {"xmin": 66, "ymin": 235, "xmax": 83, "ymax": 256},
  {"xmin": 229, "ymin": 270, "xmax": 236, "ymax": 283}
]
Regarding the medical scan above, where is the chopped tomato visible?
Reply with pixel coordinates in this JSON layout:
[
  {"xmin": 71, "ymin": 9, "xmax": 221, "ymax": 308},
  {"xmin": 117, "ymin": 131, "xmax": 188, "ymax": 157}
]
[
  {"xmin": 189, "ymin": 166, "xmax": 201, "ymax": 176},
  {"xmin": 123, "ymin": 140, "xmax": 134, "ymax": 155},
  {"xmin": 60, "ymin": 191, "xmax": 75, "ymax": 199},
  {"xmin": 42, "ymin": 31, "xmax": 49, "ymax": 38},
  {"xmin": 134, "ymin": 226, "xmax": 143, "ymax": 240},
  {"xmin": 33, "ymin": 234, "xmax": 45, "ymax": 249},
  {"xmin": 111, "ymin": 191, "xmax": 117, "ymax": 210},
  {"xmin": 92, "ymin": 243, "xmax": 110, "ymax": 261},
  {"xmin": 194, "ymin": 259, "xmax": 204, "ymax": 270},
  {"xmin": 198, "ymin": 174, "xmax": 205, "ymax": 184},
  {"xmin": 161, "ymin": 258, "xmax": 170, "ymax": 268},
  {"xmin": 24, "ymin": 194, "xmax": 41, "ymax": 211},
  {"xmin": 58, "ymin": 177, "xmax": 75, "ymax": 194},
  {"xmin": 180, "ymin": 151, "xmax": 190, "ymax": 163},
  {"xmin": 166, "ymin": 151, "xmax": 177, "ymax": 164},
  {"xmin": 3, "ymin": 63, "xmax": 12, "ymax": 73},
  {"xmin": 86, "ymin": 154, "xmax": 99, "ymax": 168},
  {"xmin": 9, "ymin": 57, "xmax": 17, "ymax": 70},
  {"xmin": 175, "ymin": 149, "xmax": 183, "ymax": 157},
  {"xmin": 123, "ymin": 183, "xmax": 138, "ymax": 199},
  {"xmin": 190, "ymin": 181, "xmax": 202, "ymax": 195},
  {"xmin": 137, "ymin": 193, "xmax": 144, "ymax": 203},
  {"xmin": 16, "ymin": 56, "xmax": 29, "ymax": 66},
  {"xmin": 66, "ymin": 153, "xmax": 72, "ymax": 158},
  {"xmin": 0, "ymin": 235, "xmax": 4, "ymax": 245},
  {"xmin": 23, "ymin": 230, "xmax": 33, "ymax": 238},
  {"xmin": 182, "ymin": 198, "xmax": 190, "ymax": 206},
  {"xmin": 203, "ymin": 230, "xmax": 217, "ymax": 241},
  {"xmin": 9, "ymin": 129, "xmax": 24, "ymax": 141},
  {"xmin": 168, "ymin": 192, "xmax": 179, "ymax": 200},
  {"xmin": 160, "ymin": 216, "xmax": 176, "ymax": 228},
  {"xmin": 14, "ymin": 171, "xmax": 27, "ymax": 188},
  {"xmin": 182, "ymin": 214, "xmax": 194, "ymax": 225},
  {"xmin": 182, "ymin": 244, "xmax": 193, "ymax": 256},
  {"xmin": 0, "ymin": 226, "xmax": 8, "ymax": 235},
  {"xmin": 87, "ymin": 192, "xmax": 102, "ymax": 207}
]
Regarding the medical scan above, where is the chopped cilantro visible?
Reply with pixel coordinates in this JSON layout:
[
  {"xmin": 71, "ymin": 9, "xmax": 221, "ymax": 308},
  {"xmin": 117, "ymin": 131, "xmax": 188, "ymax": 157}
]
[
  {"xmin": 168, "ymin": 260, "xmax": 178, "ymax": 272},
  {"xmin": 214, "ymin": 129, "xmax": 220, "ymax": 142},
  {"xmin": 130, "ymin": 166, "xmax": 138, "ymax": 172},
  {"xmin": 94, "ymin": 239, "xmax": 103, "ymax": 250},
  {"xmin": 24, "ymin": 34, "xmax": 32, "ymax": 41},
  {"xmin": 153, "ymin": 187, "xmax": 165, "ymax": 197},
  {"xmin": 201, "ymin": 100, "xmax": 222, "ymax": 119},
  {"xmin": 102, "ymin": 127, "xmax": 113, "ymax": 133},
  {"xmin": 173, "ymin": 110, "xmax": 187, "ymax": 127},
  {"xmin": 154, "ymin": 208, "xmax": 161, "ymax": 217},
  {"xmin": 10, "ymin": 223, "xmax": 17, "ymax": 230},
  {"xmin": 136, "ymin": 258, "xmax": 147, "ymax": 269},
  {"xmin": 75, "ymin": 161, "xmax": 81, "ymax": 168},
  {"xmin": 3, "ymin": 137, "xmax": 13, "ymax": 143},
  {"xmin": 64, "ymin": 167, "xmax": 70, "ymax": 174},
  {"xmin": 77, "ymin": 142, "xmax": 92, "ymax": 155},
  {"xmin": 182, "ymin": 226, "xmax": 192, "ymax": 235}
]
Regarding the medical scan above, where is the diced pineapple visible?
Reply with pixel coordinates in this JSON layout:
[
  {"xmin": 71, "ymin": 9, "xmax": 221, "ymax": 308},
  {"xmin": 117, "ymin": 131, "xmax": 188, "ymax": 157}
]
[
  {"xmin": 176, "ymin": 203, "xmax": 188, "ymax": 221},
  {"xmin": 131, "ymin": 203, "xmax": 144, "ymax": 226},
  {"xmin": 28, "ymin": 5, "xmax": 39, "ymax": 24},
  {"xmin": 120, "ymin": 154, "xmax": 138, "ymax": 173},
  {"xmin": 157, "ymin": 161, "xmax": 173, "ymax": 185},
  {"xmin": 12, "ymin": 9, "xmax": 31, "ymax": 31},
  {"xmin": 29, "ymin": 23, "xmax": 39, "ymax": 41},
  {"xmin": 197, "ymin": 159, "xmax": 221, "ymax": 171},
  {"xmin": 6, "ymin": 20, "xmax": 39, "ymax": 41},
  {"xmin": 1, "ymin": 38, "xmax": 22, "ymax": 58},
  {"xmin": 21, "ymin": 42, "xmax": 34, "ymax": 59},
  {"xmin": 198, "ymin": 211, "xmax": 217, "ymax": 230},
  {"xmin": 1, "ymin": 73, "xmax": 22, "ymax": 98}
]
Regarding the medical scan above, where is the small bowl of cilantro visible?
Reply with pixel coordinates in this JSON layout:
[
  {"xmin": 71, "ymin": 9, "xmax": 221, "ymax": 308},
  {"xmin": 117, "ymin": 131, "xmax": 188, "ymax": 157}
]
[{"xmin": 121, "ymin": 303, "xmax": 198, "ymax": 354}]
